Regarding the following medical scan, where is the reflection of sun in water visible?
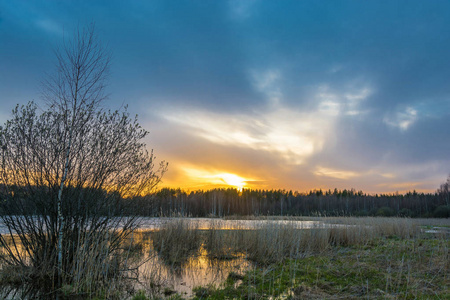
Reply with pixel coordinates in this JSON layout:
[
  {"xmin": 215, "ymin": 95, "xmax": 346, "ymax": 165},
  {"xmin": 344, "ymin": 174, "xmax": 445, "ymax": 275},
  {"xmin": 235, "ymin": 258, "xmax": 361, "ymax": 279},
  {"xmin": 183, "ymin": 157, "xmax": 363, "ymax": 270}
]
[{"xmin": 216, "ymin": 173, "xmax": 247, "ymax": 191}]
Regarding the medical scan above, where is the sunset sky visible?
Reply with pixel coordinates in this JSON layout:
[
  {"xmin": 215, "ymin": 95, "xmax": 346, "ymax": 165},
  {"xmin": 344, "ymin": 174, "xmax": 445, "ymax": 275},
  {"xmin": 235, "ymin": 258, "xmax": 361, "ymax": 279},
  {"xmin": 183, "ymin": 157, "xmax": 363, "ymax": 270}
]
[{"xmin": 1, "ymin": 1, "xmax": 450, "ymax": 193}]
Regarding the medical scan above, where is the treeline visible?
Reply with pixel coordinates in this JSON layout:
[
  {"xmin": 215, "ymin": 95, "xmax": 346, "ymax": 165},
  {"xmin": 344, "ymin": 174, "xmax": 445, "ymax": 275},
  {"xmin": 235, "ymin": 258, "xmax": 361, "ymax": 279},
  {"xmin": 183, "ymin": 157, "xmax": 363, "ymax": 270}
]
[
  {"xmin": 2, "ymin": 182, "xmax": 449, "ymax": 218},
  {"xmin": 127, "ymin": 184, "xmax": 450, "ymax": 218}
]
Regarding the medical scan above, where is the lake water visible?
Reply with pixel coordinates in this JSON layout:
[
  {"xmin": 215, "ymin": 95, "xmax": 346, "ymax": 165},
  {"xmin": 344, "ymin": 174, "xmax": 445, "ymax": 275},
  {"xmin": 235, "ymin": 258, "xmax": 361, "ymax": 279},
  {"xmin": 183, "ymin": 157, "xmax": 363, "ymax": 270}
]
[
  {"xmin": 136, "ymin": 217, "xmax": 328, "ymax": 230},
  {"xmin": 131, "ymin": 218, "xmax": 326, "ymax": 297}
]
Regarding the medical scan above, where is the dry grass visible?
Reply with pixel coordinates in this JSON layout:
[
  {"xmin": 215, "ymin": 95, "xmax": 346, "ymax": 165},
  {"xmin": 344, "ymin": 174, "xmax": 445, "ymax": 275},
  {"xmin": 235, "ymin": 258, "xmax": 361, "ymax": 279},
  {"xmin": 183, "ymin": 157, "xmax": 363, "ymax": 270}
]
[
  {"xmin": 151, "ymin": 219, "xmax": 202, "ymax": 265},
  {"xmin": 0, "ymin": 229, "xmax": 144, "ymax": 299},
  {"xmin": 192, "ymin": 218, "xmax": 448, "ymax": 300},
  {"xmin": 153, "ymin": 217, "xmax": 422, "ymax": 267},
  {"xmin": 203, "ymin": 220, "xmax": 244, "ymax": 259}
]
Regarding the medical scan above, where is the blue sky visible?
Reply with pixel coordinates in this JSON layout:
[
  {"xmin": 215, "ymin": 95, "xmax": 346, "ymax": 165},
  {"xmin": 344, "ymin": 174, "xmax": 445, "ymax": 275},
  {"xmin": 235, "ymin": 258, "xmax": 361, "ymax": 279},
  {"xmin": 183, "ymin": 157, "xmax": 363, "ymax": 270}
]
[{"xmin": 1, "ymin": 0, "xmax": 450, "ymax": 192}]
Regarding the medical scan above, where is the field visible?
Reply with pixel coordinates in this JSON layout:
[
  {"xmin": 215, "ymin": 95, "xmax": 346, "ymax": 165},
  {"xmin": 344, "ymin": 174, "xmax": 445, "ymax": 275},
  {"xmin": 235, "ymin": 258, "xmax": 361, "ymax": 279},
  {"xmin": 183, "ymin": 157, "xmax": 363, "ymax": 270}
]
[
  {"xmin": 0, "ymin": 217, "xmax": 448, "ymax": 299},
  {"xmin": 136, "ymin": 217, "xmax": 449, "ymax": 299}
]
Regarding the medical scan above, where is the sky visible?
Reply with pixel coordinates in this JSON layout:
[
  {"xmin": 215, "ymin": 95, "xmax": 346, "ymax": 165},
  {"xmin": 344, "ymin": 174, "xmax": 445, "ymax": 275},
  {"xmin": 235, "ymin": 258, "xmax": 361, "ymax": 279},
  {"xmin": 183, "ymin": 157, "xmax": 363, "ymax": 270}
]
[{"xmin": 1, "ymin": 0, "xmax": 450, "ymax": 193}]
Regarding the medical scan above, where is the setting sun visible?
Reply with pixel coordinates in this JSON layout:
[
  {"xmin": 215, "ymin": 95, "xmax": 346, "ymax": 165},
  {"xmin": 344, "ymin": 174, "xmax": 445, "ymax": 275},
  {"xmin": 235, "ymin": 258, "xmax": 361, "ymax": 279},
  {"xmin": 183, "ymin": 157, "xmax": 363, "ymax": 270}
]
[
  {"xmin": 216, "ymin": 173, "xmax": 247, "ymax": 190},
  {"xmin": 176, "ymin": 166, "xmax": 254, "ymax": 191}
]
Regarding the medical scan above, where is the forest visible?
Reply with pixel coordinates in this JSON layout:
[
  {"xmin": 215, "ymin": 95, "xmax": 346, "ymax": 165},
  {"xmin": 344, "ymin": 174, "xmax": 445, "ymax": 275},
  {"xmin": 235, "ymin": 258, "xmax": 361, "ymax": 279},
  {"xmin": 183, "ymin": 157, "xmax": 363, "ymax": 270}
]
[{"xmin": 127, "ymin": 177, "xmax": 450, "ymax": 218}]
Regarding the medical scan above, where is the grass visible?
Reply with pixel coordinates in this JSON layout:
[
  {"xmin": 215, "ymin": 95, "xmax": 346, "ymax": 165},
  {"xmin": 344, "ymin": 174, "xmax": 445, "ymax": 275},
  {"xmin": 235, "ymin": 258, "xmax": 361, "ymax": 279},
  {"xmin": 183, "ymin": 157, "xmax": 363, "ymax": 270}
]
[
  {"xmin": 151, "ymin": 219, "xmax": 202, "ymax": 265},
  {"xmin": 194, "ymin": 234, "xmax": 448, "ymax": 299},
  {"xmin": 151, "ymin": 217, "xmax": 447, "ymax": 299},
  {"xmin": 2, "ymin": 217, "xmax": 448, "ymax": 299}
]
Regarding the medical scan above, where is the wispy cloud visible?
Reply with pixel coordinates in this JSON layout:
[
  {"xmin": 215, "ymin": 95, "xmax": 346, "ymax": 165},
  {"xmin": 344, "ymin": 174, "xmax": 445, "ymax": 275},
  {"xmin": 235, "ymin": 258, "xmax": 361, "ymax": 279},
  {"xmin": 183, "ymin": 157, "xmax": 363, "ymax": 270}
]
[
  {"xmin": 161, "ymin": 104, "xmax": 331, "ymax": 165},
  {"xmin": 251, "ymin": 69, "xmax": 282, "ymax": 105},
  {"xmin": 35, "ymin": 18, "xmax": 63, "ymax": 36},
  {"xmin": 228, "ymin": 0, "xmax": 258, "ymax": 20},
  {"xmin": 316, "ymin": 85, "xmax": 371, "ymax": 117},
  {"xmin": 384, "ymin": 106, "xmax": 418, "ymax": 131},
  {"xmin": 314, "ymin": 166, "xmax": 360, "ymax": 180}
]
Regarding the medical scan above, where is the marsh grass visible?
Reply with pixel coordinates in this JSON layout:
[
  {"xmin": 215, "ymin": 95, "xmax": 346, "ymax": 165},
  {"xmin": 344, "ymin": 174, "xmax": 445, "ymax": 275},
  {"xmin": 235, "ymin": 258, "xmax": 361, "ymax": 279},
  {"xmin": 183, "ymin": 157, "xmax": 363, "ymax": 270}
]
[
  {"xmin": 151, "ymin": 219, "xmax": 202, "ymax": 265},
  {"xmin": 187, "ymin": 218, "xmax": 448, "ymax": 300},
  {"xmin": 10, "ymin": 216, "xmax": 433, "ymax": 299},
  {"xmin": 153, "ymin": 217, "xmax": 421, "ymax": 267},
  {"xmin": 203, "ymin": 220, "xmax": 244, "ymax": 260},
  {"xmin": 203, "ymin": 234, "xmax": 449, "ymax": 299},
  {"xmin": 0, "ymin": 228, "xmax": 148, "ymax": 299}
]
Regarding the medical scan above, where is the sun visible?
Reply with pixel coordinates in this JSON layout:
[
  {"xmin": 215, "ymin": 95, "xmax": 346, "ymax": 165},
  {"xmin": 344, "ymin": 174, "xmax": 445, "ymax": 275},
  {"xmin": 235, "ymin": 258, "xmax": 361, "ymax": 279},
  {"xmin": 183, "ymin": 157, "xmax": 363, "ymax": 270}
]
[
  {"xmin": 179, "ymin": 166, "xmax": 253, "ymax": 191},
  {"xmin": 217, "ymin": 173, "xmax": 247, "ymax": 190}
]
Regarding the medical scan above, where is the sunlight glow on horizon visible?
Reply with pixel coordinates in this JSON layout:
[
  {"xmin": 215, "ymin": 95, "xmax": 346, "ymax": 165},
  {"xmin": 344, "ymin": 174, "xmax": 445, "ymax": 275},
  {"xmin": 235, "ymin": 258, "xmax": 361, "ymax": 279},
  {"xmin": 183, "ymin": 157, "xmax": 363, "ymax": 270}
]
[
  {"xmin": 177, "ymin": 166, "xmax": 256, "ymax": 191},
  {"xmin": 216, "ymin": 173, "xmax": 247, "ymax": 191}
]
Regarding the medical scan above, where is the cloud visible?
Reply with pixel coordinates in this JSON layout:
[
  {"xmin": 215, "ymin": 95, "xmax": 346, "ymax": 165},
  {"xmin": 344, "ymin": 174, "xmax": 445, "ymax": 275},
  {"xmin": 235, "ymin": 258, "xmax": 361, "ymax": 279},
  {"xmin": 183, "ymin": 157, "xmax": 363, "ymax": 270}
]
[
  {"xmin": 315, "ymin": 85, "xmax": 372, "ymax": 117},
  {"xmin": 228, "ymin": 0, "xmax": 258, "ymax": 20},
  {"xmin": 2, "ymin": 0, "xmax": 450, "ymax": 193},
  {"xmin": 251, "ymin": 69, "xmax": 282, "ymax": 105},
  {"xmin": 160, "ymin": 102, "xmax": 334, "ymax": 165},
  {"xmin": 314, "ymin": 166, "xmax": 360, "ymax": 180},
  {"xmin": 35, "ymin": 19, "xmax": 63, "ymax": 36},
  {"xmin": 383, "ymin": 106, "xmax": 418, "ymax": 131}
]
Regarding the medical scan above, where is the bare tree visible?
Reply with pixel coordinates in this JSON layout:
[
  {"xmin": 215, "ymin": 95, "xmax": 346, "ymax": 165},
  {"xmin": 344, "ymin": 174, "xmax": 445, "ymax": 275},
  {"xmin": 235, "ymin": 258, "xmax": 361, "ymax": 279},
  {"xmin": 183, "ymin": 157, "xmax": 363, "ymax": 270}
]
[
  {"xmin": 0, "ymin": 25, "xmax": 167, "ymax": 295},
  {"xmin": 438, "ymin": 174, "xmax": 450, "ymax": 206}
]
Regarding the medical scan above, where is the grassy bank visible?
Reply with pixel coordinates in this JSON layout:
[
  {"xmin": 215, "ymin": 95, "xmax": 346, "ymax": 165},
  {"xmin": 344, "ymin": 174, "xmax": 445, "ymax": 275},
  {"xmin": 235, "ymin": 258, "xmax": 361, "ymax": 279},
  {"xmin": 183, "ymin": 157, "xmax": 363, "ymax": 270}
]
[
  {"xmin": 192, "ymin": 234, "xmax": 448, "ymax": 299},
  {"xmin": 146, "ymin": 217, "xmax": 448, "ymax": 299}
]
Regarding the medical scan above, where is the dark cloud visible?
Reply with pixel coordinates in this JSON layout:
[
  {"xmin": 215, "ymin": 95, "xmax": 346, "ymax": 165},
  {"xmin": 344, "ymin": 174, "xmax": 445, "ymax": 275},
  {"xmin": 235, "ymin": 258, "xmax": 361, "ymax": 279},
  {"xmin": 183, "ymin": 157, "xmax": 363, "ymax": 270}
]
[{"xmin": 1, "ymin": 0, "xmax": 450, "ymax": 192}]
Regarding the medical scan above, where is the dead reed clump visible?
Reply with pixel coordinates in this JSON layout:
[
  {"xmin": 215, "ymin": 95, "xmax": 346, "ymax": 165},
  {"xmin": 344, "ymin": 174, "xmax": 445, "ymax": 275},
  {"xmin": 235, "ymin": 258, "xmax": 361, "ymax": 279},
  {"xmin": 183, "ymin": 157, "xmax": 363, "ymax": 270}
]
[
  {"xmin": 241, "ymin": 222, "xmax": 326, "ymax": 265},
  {"xmin": 68, "ymin": 231, "xmax": 127, "ymax": 295},
  {"xmin": 0, "ymin": 225, "xmax": 139, "ymax": 299},
  {"xmin": 203, "ymin": 221, "xmax": 243, "ymax": 259},
  {"xmin": 323, "ymin": 217, "xmax": 420, "ymax": 245},
  {"xmin": 369, "ymin": 217, "xmax": 420, "ymax": 238},
  {"xmin": 237, "ymin": 217, "xmax": 421, "ymax": 265},
  {"xmin": 327, "ymin": 225, "xmax": 373, "ymax": 246},
  {"xmin": 151, "ymin": 219, "xmax": 202, "ymax": 265}
]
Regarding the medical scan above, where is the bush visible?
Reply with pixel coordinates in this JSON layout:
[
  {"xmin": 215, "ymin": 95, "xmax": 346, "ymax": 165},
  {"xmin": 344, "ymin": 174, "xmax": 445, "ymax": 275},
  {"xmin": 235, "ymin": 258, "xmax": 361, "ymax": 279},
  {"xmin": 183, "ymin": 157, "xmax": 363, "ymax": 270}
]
[
  {"xmin": 398, "ymin": 208, "xmax": 413, "ymax": 217},
  {"xmin": 376, "ymin": 207, "xmax": 395, "ymax": 217},
  {"xmin": 433, "ymin": 205, "xmax": 450, "ymax": 218}
]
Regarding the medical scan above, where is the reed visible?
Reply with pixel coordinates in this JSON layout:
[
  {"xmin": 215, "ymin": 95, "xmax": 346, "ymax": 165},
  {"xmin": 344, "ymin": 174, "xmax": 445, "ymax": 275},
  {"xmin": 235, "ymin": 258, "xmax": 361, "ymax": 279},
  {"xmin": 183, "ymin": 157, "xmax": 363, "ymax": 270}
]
[
  {"xmin": 153, "ymin": 217, "xmax": 422, "ymax": 267},
  {"xmin": 193, "ymin": 218, "xmax": 447, "ymax": 300},
  {"xmin": 203, "ymin": 220, "xmax": 244, "ymax": 259},
  {"xmin": 151, "ymin": 219, "xmax": 202, "ymax": 265}
]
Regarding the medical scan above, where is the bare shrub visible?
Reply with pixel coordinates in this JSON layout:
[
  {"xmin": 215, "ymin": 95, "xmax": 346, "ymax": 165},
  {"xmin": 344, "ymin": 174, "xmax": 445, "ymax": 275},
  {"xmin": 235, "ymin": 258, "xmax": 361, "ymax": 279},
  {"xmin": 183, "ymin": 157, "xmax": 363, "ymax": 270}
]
[{"xmin": 0, "ymin": 25, "xmax": 166, "ymax": 296}]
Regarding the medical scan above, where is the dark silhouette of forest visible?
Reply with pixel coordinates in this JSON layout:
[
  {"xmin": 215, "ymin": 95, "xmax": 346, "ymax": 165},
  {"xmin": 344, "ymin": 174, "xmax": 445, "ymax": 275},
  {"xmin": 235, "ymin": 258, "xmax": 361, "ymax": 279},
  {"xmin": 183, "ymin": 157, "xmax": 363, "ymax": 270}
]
[
  {"xmin": 127, "ymin": 176, "xmax": 450, "ymax": 218},
  {"xmin": 3, "ymin": 178, "xmax": 449, "ymax": 219}
]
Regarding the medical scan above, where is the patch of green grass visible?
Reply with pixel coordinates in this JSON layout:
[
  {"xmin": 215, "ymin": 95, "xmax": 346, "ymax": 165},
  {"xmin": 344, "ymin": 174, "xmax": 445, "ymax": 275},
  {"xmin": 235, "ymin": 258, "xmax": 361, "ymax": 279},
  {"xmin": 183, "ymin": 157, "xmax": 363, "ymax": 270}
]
[
  {"xmin": 131, "ymin": 290, "xmax": 149, "ymax": 300},
  {"xmin": 193, "ymin": 235, "xmax": 449, "ymax": 299}
]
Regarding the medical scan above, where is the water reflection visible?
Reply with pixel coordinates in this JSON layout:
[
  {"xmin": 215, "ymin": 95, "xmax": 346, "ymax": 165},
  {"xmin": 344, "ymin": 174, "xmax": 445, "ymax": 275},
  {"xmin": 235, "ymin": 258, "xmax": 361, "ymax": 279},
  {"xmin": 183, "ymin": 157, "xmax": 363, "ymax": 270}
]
[
  {"xmin": 132, "ymin": 231, "xmax": 250, "ymax": 298},
  {"xmin": 0, "ymin": 218, "xmax": 327, "ymax": 298},
  {"xmin": 135, "ymin": 217, "xmax": 322, "ymax": 231}
]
